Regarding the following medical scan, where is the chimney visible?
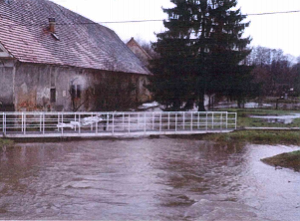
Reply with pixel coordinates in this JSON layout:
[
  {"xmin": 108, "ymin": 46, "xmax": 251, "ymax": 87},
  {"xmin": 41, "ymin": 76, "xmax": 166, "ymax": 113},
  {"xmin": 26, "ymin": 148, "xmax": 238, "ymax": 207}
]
[
  {"xmin": 4, "ymin": 0, "xmax": 12, "ymax": 5},
  {"xmin": 48, "ymin": 18, "xmax": 56, "ymax": 33}
]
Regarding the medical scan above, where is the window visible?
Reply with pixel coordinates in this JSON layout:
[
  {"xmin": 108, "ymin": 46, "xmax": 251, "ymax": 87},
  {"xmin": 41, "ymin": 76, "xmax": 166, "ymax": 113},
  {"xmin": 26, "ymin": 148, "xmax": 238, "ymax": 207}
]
[
  {"xmin": 70, "ymin": 85, "xmax": 76, "ymax": 98},
  {"xmin": 70, "ymin": 84, "xmax": 81, "ymax": 99},
  {"xmin": 50, "ymin": 88, "xmax": 56, "ymax": 102},
  {"xmin": 77, "ymin": 85, "xmax": 81, "ymax": 98}
]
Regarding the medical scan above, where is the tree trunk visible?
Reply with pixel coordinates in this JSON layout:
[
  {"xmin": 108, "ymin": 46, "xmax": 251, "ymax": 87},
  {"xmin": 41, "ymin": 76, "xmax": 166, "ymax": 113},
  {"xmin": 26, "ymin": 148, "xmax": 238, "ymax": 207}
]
[
  {"xmin": 173, "ymin": 98, "xmax": 181, "ymax": 111},
  {"xmin": 198, "ymin": 93, "xmax": 206, "ymax": 111},
  {"xmin": 237, "ymin": 99, "xmax": 241, "ymax": 108},
  {"xmin": 184, "ymin": 98, "xmax": 195, "ymax": 110}
]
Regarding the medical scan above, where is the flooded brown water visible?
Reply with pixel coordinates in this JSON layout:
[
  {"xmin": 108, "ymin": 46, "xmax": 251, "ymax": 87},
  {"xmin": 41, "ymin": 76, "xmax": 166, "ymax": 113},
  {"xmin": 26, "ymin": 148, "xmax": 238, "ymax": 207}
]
[{"xmin": 0, "ymin": 138, "xmax": 300, "ymax": 220}]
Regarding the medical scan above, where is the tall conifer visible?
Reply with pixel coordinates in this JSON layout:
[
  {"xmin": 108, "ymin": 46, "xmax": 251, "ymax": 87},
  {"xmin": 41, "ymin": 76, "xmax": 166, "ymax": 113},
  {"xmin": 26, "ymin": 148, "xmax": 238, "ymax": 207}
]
[{"xmin": 150, "ymin": 0, "xmax": 254, "ymax": 110}]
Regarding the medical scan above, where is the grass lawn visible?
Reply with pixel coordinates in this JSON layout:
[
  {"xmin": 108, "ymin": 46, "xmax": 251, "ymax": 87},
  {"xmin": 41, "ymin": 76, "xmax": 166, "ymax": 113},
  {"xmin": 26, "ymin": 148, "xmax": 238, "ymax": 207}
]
[
  {"xmin": 261, "ymin": 150, "xmax": 300, "ymax": 171},
  {"xmin": 0, "ymin": 139, "xmax": 14, "ymax": 147},
  {"xmin": 203, "ymin": 130, "xmax": 300, "ymax": 145}
]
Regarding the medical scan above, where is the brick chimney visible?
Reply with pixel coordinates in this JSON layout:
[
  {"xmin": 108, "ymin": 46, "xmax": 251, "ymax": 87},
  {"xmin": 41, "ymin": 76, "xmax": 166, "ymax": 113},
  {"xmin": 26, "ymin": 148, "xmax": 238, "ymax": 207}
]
[{"xmin": 48, "ymin": 18, "xmax": 56, "ymax": 33}]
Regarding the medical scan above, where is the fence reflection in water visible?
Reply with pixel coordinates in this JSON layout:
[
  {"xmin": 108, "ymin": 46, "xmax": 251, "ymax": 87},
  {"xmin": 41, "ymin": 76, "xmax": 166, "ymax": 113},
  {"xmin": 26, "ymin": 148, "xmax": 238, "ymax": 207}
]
[{"xmin": 0, "ymin": 111, "xmax": 237, "ymax": 137}]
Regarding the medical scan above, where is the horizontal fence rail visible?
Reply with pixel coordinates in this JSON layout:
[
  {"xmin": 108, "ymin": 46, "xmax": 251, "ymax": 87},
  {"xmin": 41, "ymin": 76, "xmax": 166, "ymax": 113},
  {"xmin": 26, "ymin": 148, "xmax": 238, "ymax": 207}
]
[{"xmin": 0, "ymin": 111, "xmax": 237, "ymax": 138}]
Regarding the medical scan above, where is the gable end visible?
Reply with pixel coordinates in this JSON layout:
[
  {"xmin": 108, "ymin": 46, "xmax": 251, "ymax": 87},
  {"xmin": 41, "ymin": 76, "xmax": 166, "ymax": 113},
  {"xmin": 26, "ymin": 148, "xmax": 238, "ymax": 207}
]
[{"xmin": 0, "ymin": 43, "xmax": 13, "ymax": 59}]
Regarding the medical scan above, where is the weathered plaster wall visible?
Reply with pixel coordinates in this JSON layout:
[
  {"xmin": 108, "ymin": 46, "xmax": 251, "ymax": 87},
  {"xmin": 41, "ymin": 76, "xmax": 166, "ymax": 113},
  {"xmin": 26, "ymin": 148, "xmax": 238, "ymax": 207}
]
[
  {"xmin": 0, "ymin": 60, "xmax": 15, "ymax": 110},
  {"xmin": 13, "ymin": 62, "xmax": 150, "ymax": 112}
]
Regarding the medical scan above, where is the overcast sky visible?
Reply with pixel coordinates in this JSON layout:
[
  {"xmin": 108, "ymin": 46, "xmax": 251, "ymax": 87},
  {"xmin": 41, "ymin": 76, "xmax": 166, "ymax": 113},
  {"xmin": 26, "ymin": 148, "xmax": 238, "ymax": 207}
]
[{"xmin": 51, "ymin": 0, "xmax": 300, "ymax": 57}]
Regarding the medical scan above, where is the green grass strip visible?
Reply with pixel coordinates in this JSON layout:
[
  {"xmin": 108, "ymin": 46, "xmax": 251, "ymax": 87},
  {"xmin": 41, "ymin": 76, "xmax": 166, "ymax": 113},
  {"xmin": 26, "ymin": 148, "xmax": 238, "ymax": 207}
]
[
  {"xmin": 203, "ymin": 131, "xmax": 300, "ymax": 145},
  {"xmin": 0, "ymin": 139, "xmax": 14, "ymax": 147},
  {"xmin": 261, "ymin": 150, "xmax": 300, "ymax": 171}
]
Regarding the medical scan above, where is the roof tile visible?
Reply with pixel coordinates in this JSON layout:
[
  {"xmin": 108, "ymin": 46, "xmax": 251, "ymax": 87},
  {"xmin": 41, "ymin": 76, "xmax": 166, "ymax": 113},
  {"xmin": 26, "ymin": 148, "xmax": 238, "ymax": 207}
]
[{"xmin": 0, "ymin": 0, "xmax": 150, "ymax": 75}]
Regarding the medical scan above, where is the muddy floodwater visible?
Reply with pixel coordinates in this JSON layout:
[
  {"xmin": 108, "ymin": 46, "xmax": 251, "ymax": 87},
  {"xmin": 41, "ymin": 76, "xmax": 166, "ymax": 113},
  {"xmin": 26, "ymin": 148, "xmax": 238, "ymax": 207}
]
[{"xmin": 0, "ymin": 138, "xmax": 300, "ymax": 220}]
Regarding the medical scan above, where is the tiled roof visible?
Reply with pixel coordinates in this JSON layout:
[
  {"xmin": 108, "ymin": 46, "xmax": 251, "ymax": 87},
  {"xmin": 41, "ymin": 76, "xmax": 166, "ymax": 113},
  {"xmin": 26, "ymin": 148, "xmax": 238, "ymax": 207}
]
[
  {"xmin": 127, "ymin": 37, "xmax": 153, "ymax": 66},
  {"xmin": 0, "ymin": 0, "xmax": 150, "ymax": 75}
]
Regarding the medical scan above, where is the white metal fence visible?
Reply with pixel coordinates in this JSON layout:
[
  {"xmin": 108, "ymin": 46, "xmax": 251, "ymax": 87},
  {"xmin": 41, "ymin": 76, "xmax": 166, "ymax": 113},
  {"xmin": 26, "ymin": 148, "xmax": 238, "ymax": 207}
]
[{"xmin": 0, "ymin": 111, "xmax": 237, "ymax": 138}]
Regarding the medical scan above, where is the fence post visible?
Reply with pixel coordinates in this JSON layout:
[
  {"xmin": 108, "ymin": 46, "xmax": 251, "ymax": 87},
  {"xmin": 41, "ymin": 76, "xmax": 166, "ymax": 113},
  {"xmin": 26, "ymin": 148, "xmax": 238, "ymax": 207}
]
[
  {"xmin": 96, "ymin": 114, "xmax": 98, "ymax": 135},
  {"xmin": 43, "ymin": 113, "xmax": 45, "ymax": 135},
  {"xmin": 57, "ymin": 113, "xmax": 60, "ymax": 132},
  {"xmin": 5, "ymin": 113, "xmax": 7, "ymax": 135},
  {"xmin": 112, "ymin": 113, "xmax": 115, "ymax": 135},
  {"xmin": 205, "ymin": 113, "xmax": 208, "ymax": 131},
  {"xmin": 191, "ymin": 112, "xmax": 193, "ymax": 131},
  {"xmin": 128, "ymin": 114, "xmax": 131, "ymax": 133},
  {"xmin": 106, "ymin": 113, "xmax": 109, "ymax": 132},
  {"xmin": 39, "ymin": 113, "xmax": 42, "ymax": 132},
  {"xmin": 21, "ymin": 113, "xmax": 24, "ymax": 132},
  {"xmin": 226, "ymin": 112, "xmax": 228, "ymax": 129},
  {"xmin": 168, "ymin": 112, "xmax": 170, "ymax": 130},
  {"xmin": 61, "ymin": 113, "xmax": 64, "ymax": 135},
  {"xmin": 183, "ymin": 112, "xmax": 185, "ymax": 130},
  {"xmin": 122, "ymin": 113, "xmax": 125, "ymax": 131},
  {"xmin": 24, "ymin": 113, "xmax": 26, "ymax": 135},
  {"xmin": 74, "ymin": 114, "xmax": 77, "ymax": 132},
  {"xmin": 159, "ymin": 112, "xmax": 162, "ymax": 132},
  {"xmin": 79, "ymin": 114, "xmax": 81, "ymax": 134},
  {"xmin": 3, "ymin": 113, "xmax": 5, "ymax": 136},
  {"xmin": 235, "ymin": 113, "xmax": 237, "ymax": 130},
  {"xmin": 175, "ymin": 113, "xmax": 178, "ymax": 132},
  {"xmin": 197, "ymin": 113, "xmax": 200, "ymax": 129},
  {"xmin": 220, "ymin": 112, "xmax": 222, "ymax": 131},
  {"xmin": 212, "ymin": 112, "xmax": 214, "ymax": 130}
]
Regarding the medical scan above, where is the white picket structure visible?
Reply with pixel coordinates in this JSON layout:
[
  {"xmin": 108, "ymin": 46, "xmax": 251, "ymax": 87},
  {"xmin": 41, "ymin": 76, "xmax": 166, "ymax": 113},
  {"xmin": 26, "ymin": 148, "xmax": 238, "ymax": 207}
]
[{"xmin": 0, "ymin": 111, "xmax": 237, "ymax": 138}]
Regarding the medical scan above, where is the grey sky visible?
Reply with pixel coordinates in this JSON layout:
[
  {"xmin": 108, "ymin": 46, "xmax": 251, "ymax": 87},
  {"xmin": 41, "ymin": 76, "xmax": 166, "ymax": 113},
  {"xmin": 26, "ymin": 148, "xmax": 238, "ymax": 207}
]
[{"xmin": 51, "ymin": 0, "xmax": 300, "ymax": 57}]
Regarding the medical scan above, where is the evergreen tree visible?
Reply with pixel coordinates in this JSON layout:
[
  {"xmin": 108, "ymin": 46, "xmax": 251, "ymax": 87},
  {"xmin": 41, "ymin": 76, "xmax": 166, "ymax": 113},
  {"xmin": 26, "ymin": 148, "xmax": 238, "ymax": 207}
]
[{"xmin": 150, "ymin": 0, "xmax": 254, "ymax": 110}]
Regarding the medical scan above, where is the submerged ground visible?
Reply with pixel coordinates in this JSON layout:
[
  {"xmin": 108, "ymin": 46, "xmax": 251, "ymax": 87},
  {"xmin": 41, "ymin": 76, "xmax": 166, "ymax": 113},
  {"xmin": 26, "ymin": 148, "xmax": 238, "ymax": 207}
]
[
  {"xmin": 226, "ymin": 108, "xmax": 300, "ymax": 128},
  {"xmin": 0, "ymin": 138, "xmax": 299, "ymax": 220}
]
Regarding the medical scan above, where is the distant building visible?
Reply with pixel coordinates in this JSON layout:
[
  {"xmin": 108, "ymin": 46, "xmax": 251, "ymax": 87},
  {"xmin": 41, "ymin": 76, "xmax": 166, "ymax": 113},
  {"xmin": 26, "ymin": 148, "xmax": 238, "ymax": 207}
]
[
  {"xmin": 0, "ymin": 0, "xmax": 151, "ymax": 111},
  {"xmin": 126, "ymin": 38, "xmax": 153, "ymax": 66},
  {"xmin": 126, "ymin": 37, "xmax": 154, "ymax": 102}
]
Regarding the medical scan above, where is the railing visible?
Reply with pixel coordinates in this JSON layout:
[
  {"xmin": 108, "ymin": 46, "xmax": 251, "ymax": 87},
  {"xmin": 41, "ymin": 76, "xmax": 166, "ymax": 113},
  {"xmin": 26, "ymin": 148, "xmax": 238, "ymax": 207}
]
[{"xmin": 0, "ymin": 111, "xmax": 237, "ymax": 138}]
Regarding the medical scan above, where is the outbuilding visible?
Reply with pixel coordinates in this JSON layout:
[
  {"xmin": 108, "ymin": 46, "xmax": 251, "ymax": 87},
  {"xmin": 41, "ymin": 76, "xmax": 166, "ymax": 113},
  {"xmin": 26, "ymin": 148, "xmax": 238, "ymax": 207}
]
[{"xmin": 0, "ymin": 0, "xmax": 151, "ymax": 111}]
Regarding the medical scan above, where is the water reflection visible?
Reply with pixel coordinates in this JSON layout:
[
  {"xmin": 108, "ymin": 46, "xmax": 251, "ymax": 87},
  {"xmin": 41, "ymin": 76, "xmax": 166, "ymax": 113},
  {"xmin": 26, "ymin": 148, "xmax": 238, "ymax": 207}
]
[{"xmin": 0, "ymin": 139, "xmax": 299, "ymax": 220}]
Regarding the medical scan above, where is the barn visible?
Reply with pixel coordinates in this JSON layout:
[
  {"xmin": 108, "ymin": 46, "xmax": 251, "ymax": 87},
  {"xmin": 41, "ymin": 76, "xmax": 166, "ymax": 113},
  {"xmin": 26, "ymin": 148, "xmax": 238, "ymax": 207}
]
[{"xmin": 0, "ymin": 0, "xmax": 151, "ymax": 112}]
